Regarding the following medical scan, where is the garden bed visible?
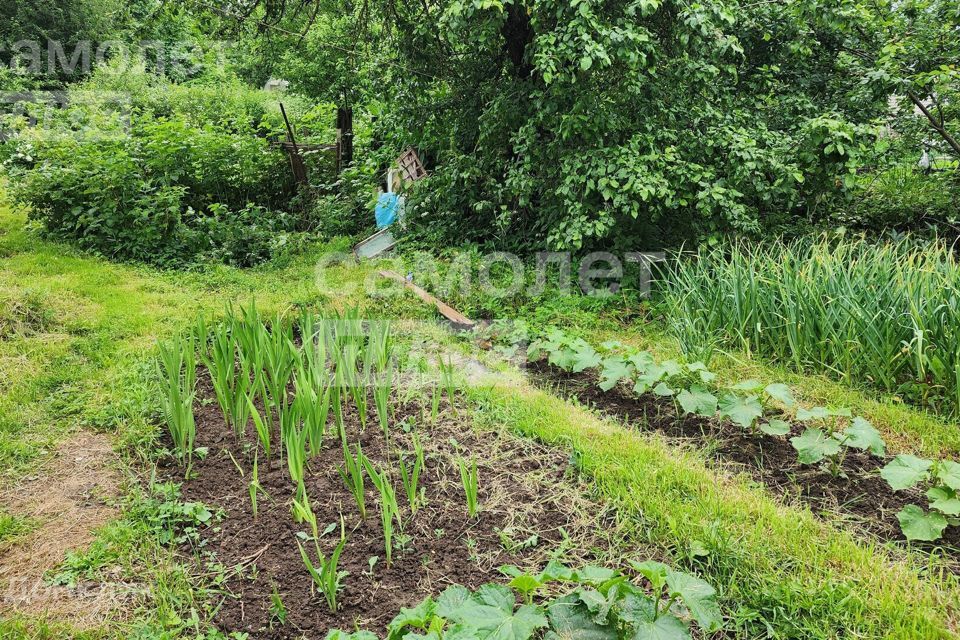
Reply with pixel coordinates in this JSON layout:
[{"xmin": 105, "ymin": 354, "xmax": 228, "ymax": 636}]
[
  {"xmin": 161, "ymin": 374, "xmax": 625, "ymax": 638},
  {"xmin": 527, "ymin": 360, "xmax": 960, "ymax": 557}
]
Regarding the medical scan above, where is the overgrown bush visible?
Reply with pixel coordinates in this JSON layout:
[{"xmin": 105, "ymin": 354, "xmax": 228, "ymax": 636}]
[
  {"xmin": 0, "ymin": 60, "xmax": 329, "ymax": 267},
  {"xmin": 5, "ymin": 112, "xmax": 298, "ymax": 266},
  {"xmin": 837, "ymin": 167, "xmax": 959, "ymax": 232}
]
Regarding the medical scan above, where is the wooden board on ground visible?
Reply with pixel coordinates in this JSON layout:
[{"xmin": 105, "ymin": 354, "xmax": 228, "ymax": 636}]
[{"xmin": 378, "ymin": 270, "xmax": 476, "ymax": 329}]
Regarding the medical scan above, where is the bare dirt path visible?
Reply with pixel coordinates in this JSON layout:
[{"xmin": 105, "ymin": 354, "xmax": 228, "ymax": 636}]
[{"xmin": 0, "ymin": 431, "xmax": 123, "ymax": 629}]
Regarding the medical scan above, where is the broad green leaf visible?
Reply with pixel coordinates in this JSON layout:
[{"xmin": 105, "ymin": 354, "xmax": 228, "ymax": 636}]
[
  {"xmin": 880, "ymin": 455, "xmax": 933, "ymax": 491},
  {"xmin": 653, "ymin": 382, "xmax": 675, "ymax": 397},
  {"xmin": 732, "ymin": 379, "xmax": 763, "ymax": 392},
  {"xmin": 616, "ymin": 592, "xmax": 655, "ymax": 629},
  {"xmin": 630, "ymin": 614, "xmax": 691, "ymax": 640},
  {"xmin": 508, "ymin": 574, "xmax": 543, "ymax": 595},
  {"xmin": 571, "ymin": 340, "xmax": 603, "ymax": 373},
  {"xmin": 796, "ymin": 406, "xmax": 829, "ymax": 421},
  {"xmin": 790, "ymin": 428, "xmax": 842, "ymax": 464},
  {"xmin": 687, "ymin": 361, "xmax": 717, "ymax": 383},
  {"xmin": 548, "ymin": 347, "xmax": 577, "ymax": 372},
  {"xmin": 388, "ymin": 598, "xmax": 436, "ymax": 635},
  {"xmin": 571, "ymin": 586, "xmax": 618, "ymax": 625},
  {"xmin": 539, "ymin": 560, "xmax": 575, "ymax": 582},
  {"xmin": 447, "ymin": 598, "xmax": 547, "ymax": 640},
  {"xmin": 661, "ymin": 360, "xmax": 683, "ymax": 377},
  {"xmin": 545, "ymin": 594, "xmax": 617, "ymax": 640},
  {"xmin": 936, "ymin": 460, "xmax": 960, "ymax": 491},
  {"xmin": 437, "ymin": 585, "xmax": 472, "ymax": 618},
  {"xmin": 634, "ymin": 366, "xmax": 666, "ymax": 395},
  {"xmin": 677, "ymin": 386, "xmax": 718, "ymax": 417},
  {"xmin": 759, "ymin": 419, "xmax": 791, "ymax": 437},
  {"xmin": 574, "ymin": 566, "xmax": 617, "ymax": 585},
  {"xmin": 444, "ymin": 625, "xmax": 484, "ymax": 640},
  {"xmin": 841, "ymin": 417, "xmax": 886, "ymax": 456},
  {"xmin": 665, "ymin": 571, "xmax": 723, "ymax": 633},
  {"xmin": 763, "ymin": 383, "xmax": 795, "ymax": 407},
  {"xmin": 718, "ymin": 393, "xmax": 763, "ymax": 429},
  {"xmin": 572, "ymin": 587, "xmax": 607, "ymax": 616},
  {"xmin": 927, "ymin": 486, "xmax": 960, "ymax": 516},
  {"xmin": 629, "ymin": 560, "xmax": 668, "ymax": 592},
  {"xmin": 897, "ymin": 504, "xmax": 948, "ymax": 542},
  {"xmin": 796, "ymin": 406, "xmax": 852, "ymax": 421},
  {"xmin": 627, "ymin": 351, "xmax": 655, "ymax": 373},
  {"xmin": 598, "ymin": 357, "xmax": 633, "ymax": 392},
  {"xmin": 474, "ymin": 584, "xmax": 515, "ymax": 611}
]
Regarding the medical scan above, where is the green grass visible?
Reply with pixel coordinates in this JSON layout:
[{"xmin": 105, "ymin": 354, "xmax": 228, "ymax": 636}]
[
  {"xmin": 467, "ymin": 375, "xmax": 960, "ymax": 639},
  {"xmin": 0, "ymin": 509, "xmax": 36, "ymax": 547}
]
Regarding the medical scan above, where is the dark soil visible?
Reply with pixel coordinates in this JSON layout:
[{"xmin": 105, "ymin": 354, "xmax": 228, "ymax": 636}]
[
  {"xmin": 526, "ymin": 359, "xmax": 960, "ymax": 558},
  {"xmin": 160, "ymin": 375, "xmax": 624, "ymax": 638}
]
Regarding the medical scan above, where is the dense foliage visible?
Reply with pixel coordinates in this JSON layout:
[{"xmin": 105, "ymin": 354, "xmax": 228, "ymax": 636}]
[
  {"xmin": 232, "ymin": 0, "xmax": 958, "ymax": 251},
  {"xmin": 659, "ymin": 234, "xmax": 960, "ymax": 415},
  {"xmin": 1, "ymin": 66, "xmax": 322, "ymax": 266}
]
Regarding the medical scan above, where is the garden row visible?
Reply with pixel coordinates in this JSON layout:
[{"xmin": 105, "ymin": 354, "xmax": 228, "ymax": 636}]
[
  {"xmin": 155, "ymin": 305, "xmax": 725, "ymax": 638},
  {"xmin": 482, "ymin": 321, "xmax": 960, "ymax": 545},
  {"xmin": 659, "ymin": 235, "xmax": 960, "ymax": 416}
]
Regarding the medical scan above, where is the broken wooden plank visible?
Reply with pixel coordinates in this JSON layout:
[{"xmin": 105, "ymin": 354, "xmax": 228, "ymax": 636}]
[{"xmin": 378, "ymin": 270, "xmax": 476, "ymax": 329}]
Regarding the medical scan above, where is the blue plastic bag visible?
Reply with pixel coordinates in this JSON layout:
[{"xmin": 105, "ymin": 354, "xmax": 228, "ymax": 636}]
[{"xmin": 375, "ymin": 192, "xmax": 401, "ymax": 229}]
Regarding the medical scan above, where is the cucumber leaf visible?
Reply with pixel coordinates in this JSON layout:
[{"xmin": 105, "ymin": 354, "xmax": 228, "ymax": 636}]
[
  {"xmin": 763, "ymin": 383, "xmax": 796, "ymax": 407},
  {"xmin": 790, "ymin": 428, "xmax": 842, "ymax": 464},
  {"xmin": 718, "ymin": 393, "xmax": 763, "ymax": 429},
  {"xmin": 759, "ymin": 419, "xmax": 791, "ymax": 437},
  {"xmin": 598, "ymin": 357, "xmax": 633, "ymax": 392},
  {"xmin": 936, "ymin": 460, "xmax": 960, "ymax": 492},
  {"xmin": 571, "ymin": 340, "xmax": 603, "ymax": 373},
  {"xmin": 880, "ymin": 455, "xmax": 933, "ymax": 491},
  {"xmin": 927, "ymin": 486, "xmax": 960, "ymax": 517},
  {"xmin": 653, "ymin": 382, "xmax": 675, "ymax": 397},
  {"xmin": 545, "ymin": 593, "xmax": 617, "ymax": 640},
  {"xmin": 677, "ymin": 386, "xmax": 718, "ymax": 417},
  {"xmin": 665, "ymin": 570, "xmax": 723, "ymax": 633},
  {"xmin": 897, "ymin": 504, "xmax": 948, "ymax": 542},
  {"xmin": 661, "ymin": 360, "xmax": 684, "ymax": 378},
  {"xmin": 629, "ymin": 615, "xmax": 690, "ymax": 640},
  {"xmin": 732, "ymin": 379, "xmax": 763, "ymax": 392},
  {"xmin": 686, "ymin": 362, "xmax": 716, "ymax": 383},
  {"xmin": 841, "ymin": 417, "xmax": 886, "ymax": 456},
  {"xmin": 627, "ymin": 351, "xmax": 655, "ymax": 373}
]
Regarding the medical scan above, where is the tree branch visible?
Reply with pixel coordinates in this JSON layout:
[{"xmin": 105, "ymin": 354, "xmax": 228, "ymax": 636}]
[{"xmin": 907, "ymin": 90, "xmax": 960, "ymax": 159}]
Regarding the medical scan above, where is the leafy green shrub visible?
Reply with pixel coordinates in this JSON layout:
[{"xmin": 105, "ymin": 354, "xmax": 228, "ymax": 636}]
[
  {"xmin": 6, "ymin": 113, "xmax": 297, "ymax": 266},
  {"xmin": 838, "ymin": 167, "xmax": 959, "ymax": 231}
]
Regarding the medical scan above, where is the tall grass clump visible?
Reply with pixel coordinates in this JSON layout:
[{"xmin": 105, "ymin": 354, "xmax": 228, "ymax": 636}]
[{"xmin": 659, "ymin": 234, "xmax": 960, "ymax": 415}]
